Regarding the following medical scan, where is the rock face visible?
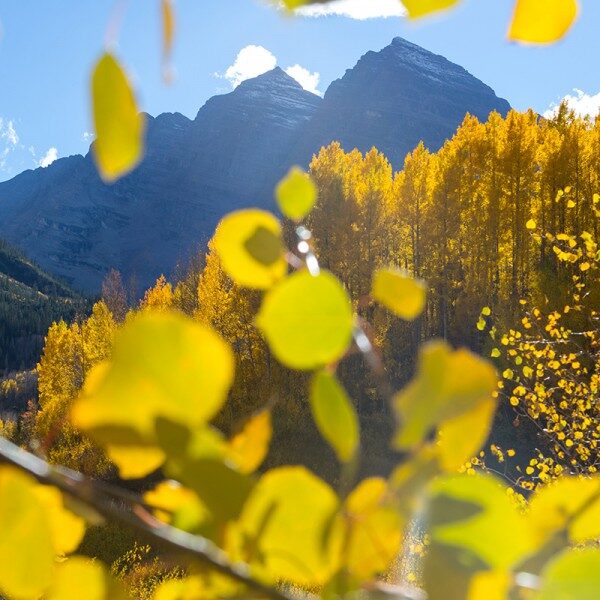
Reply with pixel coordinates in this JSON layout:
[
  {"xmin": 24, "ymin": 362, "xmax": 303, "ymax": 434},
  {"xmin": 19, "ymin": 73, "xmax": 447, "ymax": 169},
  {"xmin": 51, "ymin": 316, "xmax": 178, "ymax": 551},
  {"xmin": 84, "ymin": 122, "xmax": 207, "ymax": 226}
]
[{"xmin": 0, "ymin": 39, "xmax": 510, "ymax": 293}]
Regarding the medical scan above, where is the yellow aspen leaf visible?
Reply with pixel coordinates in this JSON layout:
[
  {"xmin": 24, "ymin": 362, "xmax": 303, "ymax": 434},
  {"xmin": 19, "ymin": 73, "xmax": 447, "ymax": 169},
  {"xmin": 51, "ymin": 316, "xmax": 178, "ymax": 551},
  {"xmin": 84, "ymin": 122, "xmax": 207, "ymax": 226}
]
[
  {"xmin": 71, "ymin": 312, "xmax": 234, "ymax": 478},
  {"xmin": 256, "ymin": 270, "xmax": 354, "ymax": 370},
  {"xmin": 526, "ymin": 219, "xmax": 537, "ymax": 230},
  {"xmin": 0, "ymin": 467, "xmax": 54, "ymax": 600},
  {"xmin": 144, "ymin": 480, "xmax": 208, "ymax": 531},
  {"xmin": 91, "ymin": 53, "xmax": 145, "ymax": 182},
  {"xmin": 47, "ymin": 557, "xmax": 127, "ymax": 600},
  {"xmin": 372, "ymin": 268, "xmax": 427, "ymax": 321},
  {"xmin": 394, "ymin": 341, "xmax": 497, "ymax": 449},
  {"xmin": 213, "ymin": 209, "xmax": 286, "ymax": 289},
  {"xmin": 402, "ymin": 0, "xmax": 460, "ymax": 19},
  {"xmin": 276, "ymin": 166, "xmax": 317, "ymax": 221},
  {"xmin": 538, "ymin": 548, "xmax": 600, "ymax": 599},
  {"xmin": 580, "ymin": 262, "xmax": 590, "ymax": 271},
  {"xmin": 481, "ymin": 306, "xmax": 491, "ymax": 316},
  {"xmin": 236, "ymin": 467, "xmax": 342, "ymax": 586},
  {"xmin": 162, "ymin": 0, "xmax": 175, "ymax": 67},
  {"xmin": 468, "ymin": 570, "xmax": 511, "ymax": 600},
  {"xmin": 508, "ymin": 0, "xmax": 579, "ymax": 44},
  {"xmin": 309, "ymin": 370, "xmax": 359, "ymax": 462},
  {"xmin": 491, "ymin": 348, "xmax": 501, "ymax": 358},
  {"xmin": 567, "ymin": 199, "xmax": 576, "ymax": 208},
  {"xmin": 476, "ymin": 317, "xmax": 486, "ymax": 331},
  {"xmin": 153, "ymin": 576, "xmax": 205, "ymax": 600},
  {"xmin": 344, "ymin": 478, "xmax": 404, "ymax": 580},
  {"xmin": 227, "ymin": 410, "xmax": 273, "ymax": 474},
  {"xmin": 34, "ymin": 485, "xmax": 86, "ymax": 556}
]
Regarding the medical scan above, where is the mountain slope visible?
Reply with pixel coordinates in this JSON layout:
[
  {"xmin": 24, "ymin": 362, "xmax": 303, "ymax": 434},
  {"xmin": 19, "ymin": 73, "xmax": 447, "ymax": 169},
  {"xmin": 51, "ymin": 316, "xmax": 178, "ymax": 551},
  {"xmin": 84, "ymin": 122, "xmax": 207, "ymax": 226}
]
[
  {"xmin": 0, "ymin": 239, "xmax": 86, "ymax": 373},
  {"xmin": 0, "ymin": 38, "xmax": 510, "ymax": 293}
]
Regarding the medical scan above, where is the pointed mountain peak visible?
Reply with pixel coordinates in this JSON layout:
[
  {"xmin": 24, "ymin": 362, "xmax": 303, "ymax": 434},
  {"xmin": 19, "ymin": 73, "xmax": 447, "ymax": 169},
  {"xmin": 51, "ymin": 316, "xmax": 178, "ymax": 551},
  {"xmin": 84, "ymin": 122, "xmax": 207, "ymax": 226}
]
[{"xmin": 236, "ymin": 67, "xmax": 305, "ymax": 93}]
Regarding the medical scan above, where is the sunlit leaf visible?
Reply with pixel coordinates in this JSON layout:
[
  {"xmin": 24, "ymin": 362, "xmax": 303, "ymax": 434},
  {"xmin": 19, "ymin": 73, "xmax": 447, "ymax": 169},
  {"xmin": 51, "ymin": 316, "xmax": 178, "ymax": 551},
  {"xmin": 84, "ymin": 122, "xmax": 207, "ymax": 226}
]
[
  {"xmin": 372, "ymin": 268, "xmax": 426, "ymax": 321},
  {"xmin": 344, "ymin": 478, "xmax": 404, "ymax": 580},
  {"xmin": 526, "ymin": 218, "xmax": 537, "ymax": 230},
  {"xmin": 467, "ymin": 570, "xmax": 511, "ymax": 600},
  {"xmin": 235, "ymin": 466, "xmax": 342, "ymax": 586},
  {"xmin": 508, "ymin": 0, "xmax": 579, "ymax": 44},
  {"xmin": 48, "ymin": 557, "xmax": 127, "ymax": 600},
  {"xmin": 309, "ymin": 370, "xmax": 359, "ymax": 462},
  {"xmin": 0, "ymin": 467, "xmax": 54, "ymax": 599},
  {"xmin": 227, "ymin": 410, "xmax": 273, "ymax": 474},
  {"xmin": 152, "ymin": 576, "xmax": 205, "ymax": 600},
  {"xmin": 402, "ymin": 0, "xmax": 460, "ymax": 19},
  {"xmin": 213, "ymin": 209, "xmax": 286, "ymax": 289},
  {"xmin": 276, "ymin": 166, "xmax": 318, "ymax": 221},
  {"xmin": 162, "ymin": 0, "xmax": 175, "ymax": 75},
  {"xmin": 71, "ymin": 312, "xmax": 234, "ymax": 478},
  {"xmin": 538, "ymin": 548, "xmax": 600, "ymax": 599},
  {"xmin": 528, "ymin": 477, "xmax": 600, "ymax": 543},
  {"xmin": 91, "ymin": 53, "xmax": 145, "ymax": 182},
  {"xmin": 394, "ymin": 341, "xmax": 497, "ymax": 449},
  {"xmin": 256, "ymin": 270, "xmax": 354, "ymax": 370}
]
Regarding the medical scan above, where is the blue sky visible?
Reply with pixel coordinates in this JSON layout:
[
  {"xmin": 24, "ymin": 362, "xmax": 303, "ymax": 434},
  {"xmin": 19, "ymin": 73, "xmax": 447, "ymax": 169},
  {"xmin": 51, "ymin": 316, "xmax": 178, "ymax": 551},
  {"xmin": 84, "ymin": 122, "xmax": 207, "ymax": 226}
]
[{"xmin": 1, "ymin": 0, "xmax": 599, "ymax": 181}]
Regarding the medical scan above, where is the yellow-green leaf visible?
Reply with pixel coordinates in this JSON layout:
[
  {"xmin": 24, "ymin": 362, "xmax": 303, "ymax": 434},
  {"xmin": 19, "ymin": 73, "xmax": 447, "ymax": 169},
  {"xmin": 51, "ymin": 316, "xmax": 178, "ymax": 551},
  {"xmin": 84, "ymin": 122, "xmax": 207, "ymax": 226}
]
[
  {"xmin": 71, "ymin": 312, "xmax": 234, "ymax": 478},
  {"xmin": 227, "ymin": 410, "xmax": 273, "ymax": 474},
  {"xmin": 256, "ymin": 270, "xmax": 354, "ymax": 370},
  {"xmin": 276, "ymin": 166, "xmax": 318, "ymax": 221},
  {"xmin": 508, "ymin": 0, "xmax": 579, "ymax": 44},
  {"xmin": 235, "ymin": 466, "xmax": 342, "ymax": 586},
  {"xmin": 402, "ymin": 0, "xmax": 460, "ymax": 19},
  {"xmin": 213, "ymin": 209, "xmax": 286, "ymax": 289},
  {"xmin": 0, "ymin": 467, "xmax": 54, "ymax": 599},
  {"xmin": 372, "ymin": 268, "xmax": 426, "ymax": 321},
  {"xmin": 309, "ymin": 370, "xmax": 359, "ymax": 462},
  {"xmin": 538, "ymin": 548, "xmax": 600, "ymax": 600},
  {"xmin": 394, "ymin": 341, "xmax": 497, "ymax": 449},
  {"xmin": 48, "ymin": 557, "xmax": 127, "ymax": 600},
  {"xmin": 526, "ymin": 218, "xmax": 537, "ymax": 230},
  {"xmin": 91, "ymin": 53, "xmax": 145, "ymax": 182}
]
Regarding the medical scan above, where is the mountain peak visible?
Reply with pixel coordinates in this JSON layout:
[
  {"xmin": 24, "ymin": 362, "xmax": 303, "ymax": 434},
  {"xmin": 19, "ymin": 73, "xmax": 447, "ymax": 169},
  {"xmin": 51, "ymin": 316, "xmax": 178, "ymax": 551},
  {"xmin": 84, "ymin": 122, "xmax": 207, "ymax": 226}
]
[{"xmin": 236, "ymin": 67, "xmax": 305, "ymax": 94}]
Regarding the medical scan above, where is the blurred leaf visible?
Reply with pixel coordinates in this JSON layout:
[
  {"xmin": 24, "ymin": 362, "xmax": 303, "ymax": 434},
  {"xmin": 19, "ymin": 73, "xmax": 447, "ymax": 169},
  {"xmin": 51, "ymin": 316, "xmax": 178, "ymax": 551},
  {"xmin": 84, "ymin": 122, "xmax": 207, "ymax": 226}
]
[
  {"xmin": 394, "ymin": 341, "xmax": 497, "ymax": 449},
  {"xmin": 508, "ymin": 0, "xmax": 578, "ymax": 44},
  {"xmin": 214, "ymin": 209, "xmax": 286, "ymax": 289},
  {"xmin": 256, "ymin": 270, "xmax": 354, "ymax": 370},
  {"xmin": 0, "ymin": 466, "xmax": 54, "ymax": 599},
  {"xmin": 402, "ymin": 0, "xmax": 460, "ymax": 19},
  {"xmin": 538, "ymin": 548, "xmax": 600, "ymax": 599},
  {"xmin": 276, "ymin": 166, "xmax": 318, "ymax": 221},
  {"xmin": 227, "ymin": 410, "xmax": 273, "ymax": 474},
  {"xmin": 152, "ymin": 576, "xmax": 205, "ymax": 600},
  {"xmin": 91, "ymin": 53, "xmax": 145, "ymax": 182},
  {"xmin": 344, "ymin": 478, "xmax": 404, "ymax": 581},
  {"xmin": 467, "ymin": 570, "xmax": 511, "ymax": 600},
  {"xmin": 48, "ymin": 557, "xmax": 127, "ymax": 599},
  {"xmin": 309, "ymin": 370, "xmax": 359, "ymax": 462},
  {"xmin": 162, "ymin": 0, "xmax": 175, "ymax": 63},
  {"xmin": 528, "ymin": 477, "xmax": 600, "ymax": 544},
  {"xmin": 372, "ymin": 269, "xmax": 426, "ymax": 321},
  {"xmin": 236, "ymin": 466, "xmax": 342, "ymax": 586},
  {"xmin": 71, "ymin": 312, "xmax": 234, "ymax": 478}
]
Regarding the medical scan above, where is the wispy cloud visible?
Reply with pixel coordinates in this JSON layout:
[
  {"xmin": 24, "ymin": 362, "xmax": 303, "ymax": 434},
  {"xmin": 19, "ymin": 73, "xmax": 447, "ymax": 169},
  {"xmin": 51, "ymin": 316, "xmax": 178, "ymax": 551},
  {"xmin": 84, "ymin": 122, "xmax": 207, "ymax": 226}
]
[
  {"xmin": 222, "ymin": 45, "xmax": 277, "ymax": 88},
  {"xmin": 288, "ymin": 0, "xmax": 406, "ymax": 20},
  {"xmin": 544, "ymin": 89, "xmax": 600, "ymax": 119},
  {"xmin": 82, "ymin": 131, "xmax": 95, "ymax": 142},
  {"xmin": 39, "ymin": 147, "xmax": 58, "ymax": 168},
  {"xmin": 285, "ymin": 64, "xmax": 322, "ymax": 96},
  {"xmin": 0, "ymin": 118, "xmax": 19, "ymax": 146}
]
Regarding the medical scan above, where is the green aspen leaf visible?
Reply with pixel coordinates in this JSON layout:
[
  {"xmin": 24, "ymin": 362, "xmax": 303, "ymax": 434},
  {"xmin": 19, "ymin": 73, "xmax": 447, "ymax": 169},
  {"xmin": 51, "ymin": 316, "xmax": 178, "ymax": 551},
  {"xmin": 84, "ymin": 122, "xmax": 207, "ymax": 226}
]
[
  {"xmin": 48, "ymin": 557, "xmax": 127, "ymax": 600},
  {"xmin": 509, "ymin": 0, "xmax": 578, "ymax": 44},
  {"xmin": 310, "ymin": 370, "xmax": 359, "ymax": 462},
  {"xmin": 71, "ymin": 312, "xmax": 234, "ymax": 478},
  {"xmin": 528, "ymin": 477, "xmax": 600, "ymax": 544},
  {"xmin": 394, "ymin": 340, "xmax": 497, "ymax": 449},
  {"xmin": 538, "ymin": 548, "xmax": 600, "ymax": 600},
  {"xmin": 256, "ymin": 270, "xmax": 354, "ymax": 370},
  {"xmin": 276, "ymin": 166, "xmax": 318, "ymax": 221},
  {"xmin": 372, "ymin": 268, "xmax": 426, "ymax": 321},
  {"xmin": 91, "ymin": 53, "xmax": 145, "ymax": 182},
  {"xmin": 213, "ymin": 209, "xmax": 287, "ymax": 289},
  {"xmin": 344, "ymin": 478, "xmax": 404, "ymax": 581},
  {"xmin": 227, "ymin": 410, "xmax": 273, "ymax": 474},
  {"xmin": 427, "ymin": 474, "xmax": 537, "ymax": 570},
  {"xmin": 236, "ymin": 467, "xmax": 342, "ymax": 586},
  {"xmin": 0, "ymin": 467, "xmax": 55, "ymax": 600},
  {"xmin": 402, "ymin": 0, "xmax": 461, "ymax": 19}
]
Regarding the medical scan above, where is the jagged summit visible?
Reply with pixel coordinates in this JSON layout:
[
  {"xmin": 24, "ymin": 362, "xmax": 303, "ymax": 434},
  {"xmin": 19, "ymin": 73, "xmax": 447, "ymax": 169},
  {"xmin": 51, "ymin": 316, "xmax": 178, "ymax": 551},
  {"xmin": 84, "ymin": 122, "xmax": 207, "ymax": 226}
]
[{"xmin": 236, "ymin": 67, "xmax": 305, "ymax": 93}]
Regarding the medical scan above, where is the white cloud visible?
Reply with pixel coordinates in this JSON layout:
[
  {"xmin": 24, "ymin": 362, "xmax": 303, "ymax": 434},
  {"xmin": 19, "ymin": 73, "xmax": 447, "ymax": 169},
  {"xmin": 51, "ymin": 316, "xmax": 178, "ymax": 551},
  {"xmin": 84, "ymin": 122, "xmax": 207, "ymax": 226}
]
[
  {"xmin": 544, "ymin": 89, "xmax": 600, "ymax": 120},
  {"xmin": 39, "ymin": 147, "xmax": 58, "ymax": 168},
  {"xmin": 290, "ymin": 0, "xmax": 406, "ymax": 20},
  {"xmin": 223, "ymin": 45, "xmax": 277, "ymax": 88},
  {"xmin": 285, "ymin": 64, "xmax": 322, "ymax": 96},
  {"xmin": 0, "ymin": 118, "xmax": 19, "ymax": 146},
  {"xmin": 83, "ymin": 131, "xmax": 94, "ymax": 142}
]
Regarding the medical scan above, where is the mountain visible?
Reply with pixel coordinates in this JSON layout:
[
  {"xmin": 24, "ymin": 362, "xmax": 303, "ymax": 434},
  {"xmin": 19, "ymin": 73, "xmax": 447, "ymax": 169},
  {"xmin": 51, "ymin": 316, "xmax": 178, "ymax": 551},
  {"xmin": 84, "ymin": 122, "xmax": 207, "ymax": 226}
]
[
  {"xmin": 0, "ymin": 38, "xmax": 509, "ymax": 293},
  {"xmin": 0, "ymin": 238, "xmax": 86, "ymax": 373}
]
